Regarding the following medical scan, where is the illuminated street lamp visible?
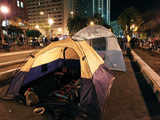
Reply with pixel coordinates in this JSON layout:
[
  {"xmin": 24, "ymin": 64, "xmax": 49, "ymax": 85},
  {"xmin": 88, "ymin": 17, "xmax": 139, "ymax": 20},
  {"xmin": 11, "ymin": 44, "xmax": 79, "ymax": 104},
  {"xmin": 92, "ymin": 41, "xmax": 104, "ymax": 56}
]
[
  {"xmin": 35, "ymin": 25, "xmax": 39, "ymax": 29},
  {"xmin": 0, "ymin": 6, "xmax": 9, "ymax": 14},
  {"xmin": 48, "ymin": 18, "xmax": 54, "ymax": 38},
  {"xmin": 70, "ymin": 11, "xmax": 74, "ymax": 15},
  {"xmin": 0, "ymin": 5, "xmax": 9, "ymax": 45},
  {"xmin": 40, "ymin": 11, "xmax": 44, "ymax": 15},
  {"xmin": 48, "ymin": 18, "xmax": 54, "ymax": 26},
  {"xmin": 58, "ymin": 28, "xmax": 62, "ymax": 34},
  {"xmin": 70, "ymin": 11, "xmax": 74, "ymax": 18},
  {"xmin": 90, "ymin": 21, "xmax": 95, "ymax": 26}
]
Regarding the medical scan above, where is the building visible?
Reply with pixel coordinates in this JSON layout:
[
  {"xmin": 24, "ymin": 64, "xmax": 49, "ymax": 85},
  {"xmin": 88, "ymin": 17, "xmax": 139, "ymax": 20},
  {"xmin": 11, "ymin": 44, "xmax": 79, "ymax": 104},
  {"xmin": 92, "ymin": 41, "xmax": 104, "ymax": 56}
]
[
  {"xmin": 0, "ymin": 0, "xmax": 26, "ymax": 20},
  {"xmin": 0, "ymin": 0, "xmax": 26, "ymax": 27},
  {"xmin": 76, "ymin": 0, "xmax": 110, "ymax": 25},
  {"xmin": 25, "ymin": 0, "xmax": 72, "ymax": 36}
]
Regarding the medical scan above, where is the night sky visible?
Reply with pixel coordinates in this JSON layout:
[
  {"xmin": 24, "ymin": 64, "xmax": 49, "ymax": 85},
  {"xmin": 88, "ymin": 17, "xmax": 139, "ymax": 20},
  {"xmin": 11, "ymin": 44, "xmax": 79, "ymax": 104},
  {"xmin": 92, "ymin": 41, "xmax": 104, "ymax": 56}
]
[{"xmin": 111, "ymin": 0, "xmax": 159, "ymax": 20}]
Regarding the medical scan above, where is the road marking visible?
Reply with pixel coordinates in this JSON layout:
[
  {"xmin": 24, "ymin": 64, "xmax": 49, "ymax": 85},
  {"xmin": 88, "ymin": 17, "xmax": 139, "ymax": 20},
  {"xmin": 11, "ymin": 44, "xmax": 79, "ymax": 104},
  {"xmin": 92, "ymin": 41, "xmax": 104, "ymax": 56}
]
[
  {"xmin": 0, "ymin": 68, "xmax": 18, "ymax": 76},
  {"xmin": 0, "ymin": 49, "xmax": 39, "ymax": 57},
  {"xmin": 0, "ymin": 59, "xmax": 27, "ymax": 67}
]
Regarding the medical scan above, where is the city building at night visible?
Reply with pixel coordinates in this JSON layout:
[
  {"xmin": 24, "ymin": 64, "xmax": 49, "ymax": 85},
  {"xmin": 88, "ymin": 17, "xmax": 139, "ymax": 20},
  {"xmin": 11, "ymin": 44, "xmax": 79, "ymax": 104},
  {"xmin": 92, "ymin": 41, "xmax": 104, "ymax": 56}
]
[
  {"xmin": 76, "ymin": 0, "xmax": 110, "ymax": 24},
  {"xmin": 25, "ymin": 0, "xmax": 72, "ymax": 36},
  {"xmin": 0, "ymin": 0, "xmax": 26, "ymax": 27}
]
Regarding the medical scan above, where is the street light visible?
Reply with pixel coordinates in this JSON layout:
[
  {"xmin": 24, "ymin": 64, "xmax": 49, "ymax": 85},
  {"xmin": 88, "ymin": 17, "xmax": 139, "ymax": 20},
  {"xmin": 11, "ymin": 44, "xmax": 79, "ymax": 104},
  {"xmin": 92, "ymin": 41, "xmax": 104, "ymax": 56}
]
[
  {"xmin": 35, "ymin": 25, "xmax": 39, "ymax": 29},
  {"xmin": 70, "ymin": 11, "xmax": 74, "ymax": 18},
  {"xmin": 58, "ymin": 28, "xmax": 62, "ymax": 34},
  {"xmin": 48, "ymin": 18, "xmax": 54, "ymax": 38},
  {"xmin": 90, "ymin": 21, "xmax": 95, "ymax": 26},
  {"xmin": 0, "ymin": 5, "xmax": 9, "ymax": 45},
  {"xmin": 0, "ymin": 6, "xmax": 9, "ymax": 14},
  {"xmin": 70, "ymin": 11, "xmax": 74, "ymax": 15},
  {"xmin": 40, "ymin": 11, "xmax": 44, "ymax": 15},
  {"xmin": 48, "ymin": 18, "xmax": 54, "ymax": 25}
]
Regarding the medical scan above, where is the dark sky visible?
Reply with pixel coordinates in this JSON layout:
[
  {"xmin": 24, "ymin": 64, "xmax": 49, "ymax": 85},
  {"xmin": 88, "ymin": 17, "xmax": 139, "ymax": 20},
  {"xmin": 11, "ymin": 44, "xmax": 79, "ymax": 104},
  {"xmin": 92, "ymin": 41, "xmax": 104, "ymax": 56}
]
[{"xmin": 111, "ymin": 0, "xmax": 159, "ymax": 20}]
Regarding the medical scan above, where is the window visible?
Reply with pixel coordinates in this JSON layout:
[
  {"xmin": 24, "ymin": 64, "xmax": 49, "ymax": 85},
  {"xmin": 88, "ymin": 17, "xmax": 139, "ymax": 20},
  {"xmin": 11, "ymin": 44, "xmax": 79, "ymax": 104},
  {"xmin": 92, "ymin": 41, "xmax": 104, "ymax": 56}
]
[
  {"xmin": 2, "ymin": 20, "xmax": 9, "ymax": 27},
  {"xmin": 17, "ymin": 0, "xmax": 20, "ymax": 7},
  {"xmin": 21, "ymin": 1, "xmax": 24, "ymax": 8}
]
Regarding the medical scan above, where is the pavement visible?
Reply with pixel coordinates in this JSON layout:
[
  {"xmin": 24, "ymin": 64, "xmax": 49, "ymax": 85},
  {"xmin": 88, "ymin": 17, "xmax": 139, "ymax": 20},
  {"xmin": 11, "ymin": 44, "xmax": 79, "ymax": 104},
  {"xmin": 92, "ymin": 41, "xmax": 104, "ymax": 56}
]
[{"xmin": 103, "ymin": 57, "xmax": 151, "ymax": 120}]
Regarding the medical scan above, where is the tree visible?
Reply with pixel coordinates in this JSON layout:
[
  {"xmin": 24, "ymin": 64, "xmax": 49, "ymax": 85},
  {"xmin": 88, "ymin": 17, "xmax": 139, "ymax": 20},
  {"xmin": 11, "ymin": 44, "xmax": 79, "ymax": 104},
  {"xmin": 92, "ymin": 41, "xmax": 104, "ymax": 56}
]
[
  {"xmin": 118, "ymin": 7, "xmax": 143, "ymax": 35},
  {"xmin": 67, "ymin": 15, "xmax": 88, "ymax": 35},
  {"xmin": 67, "ymin": 14, "xmax": 111, "ymax": 35}
]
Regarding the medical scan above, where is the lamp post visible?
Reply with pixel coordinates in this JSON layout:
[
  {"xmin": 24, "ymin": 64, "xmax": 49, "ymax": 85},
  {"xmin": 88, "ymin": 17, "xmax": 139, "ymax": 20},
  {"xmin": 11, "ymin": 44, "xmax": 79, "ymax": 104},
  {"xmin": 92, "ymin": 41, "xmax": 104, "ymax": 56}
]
[
  {"xmin": 70, "ymin": 11, "xmax": 74, "ymax": 18},
  {"xmin": 0, "ymin": 5, "xmax": 9, "ymax": 45},
  {"xmin": 48, "ymin": 18, "xmax": 54, "ymax": 39}
]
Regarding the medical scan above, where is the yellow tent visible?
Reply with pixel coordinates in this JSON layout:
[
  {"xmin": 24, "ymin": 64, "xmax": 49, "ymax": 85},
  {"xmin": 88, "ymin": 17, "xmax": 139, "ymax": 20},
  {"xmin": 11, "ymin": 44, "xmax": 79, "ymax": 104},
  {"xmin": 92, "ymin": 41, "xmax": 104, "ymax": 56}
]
[
  {"xmin": 21, "ymin": 38, "xmax": 104, "ymax": 79},
  {"xmin": 6, "ymin": 38, "xmax": 114, "ymax": 117}
]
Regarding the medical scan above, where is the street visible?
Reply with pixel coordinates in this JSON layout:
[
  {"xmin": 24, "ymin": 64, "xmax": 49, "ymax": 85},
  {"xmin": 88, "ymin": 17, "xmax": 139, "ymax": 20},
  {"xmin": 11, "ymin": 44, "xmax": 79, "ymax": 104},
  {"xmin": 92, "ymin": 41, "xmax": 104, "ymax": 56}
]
[
  {"xmin": 103, "ymin": 56, "xmax": 160, "ymax": 120},
  {"xmin": 0, "ymin": 50, "xmax": 38, "ymax": 74}
]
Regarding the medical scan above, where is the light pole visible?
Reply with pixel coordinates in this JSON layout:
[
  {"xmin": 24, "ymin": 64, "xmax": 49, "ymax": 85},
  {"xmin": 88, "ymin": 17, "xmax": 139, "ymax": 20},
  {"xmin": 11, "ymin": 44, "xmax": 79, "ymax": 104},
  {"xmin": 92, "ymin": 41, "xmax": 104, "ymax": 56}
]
[
  {"xmin": 70, "ymin": 11, "xmax": 74, "ymax": 18},
  {"xmin": 48, "ymin": 18, "xmax": 54, "ymax": 39},
  {"xmin": 0, "ymin": 5, "xmax": 9, "ymax": 45}
]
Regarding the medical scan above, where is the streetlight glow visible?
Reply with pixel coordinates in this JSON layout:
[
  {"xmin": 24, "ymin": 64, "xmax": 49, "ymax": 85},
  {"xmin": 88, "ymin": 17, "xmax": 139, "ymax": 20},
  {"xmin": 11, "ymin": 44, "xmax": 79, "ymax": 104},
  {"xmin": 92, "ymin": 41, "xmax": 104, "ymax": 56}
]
[
  {"xmin": 58, "ymin": 28, "xmax": 62, "ymax": 32},
  {"xmin": 48, "ymin": 18, "xmax": 54, "ymax": 25},
  {"xmin": 40, "ymin": 11, "xmax": 44, "ymax": 15},
  {"xmin": 0, "ymin": 6, "xmax": 9, "ymax": 14},
  {"xmin": 35, "ymin": 25, "xmax": 39, "ymax": 29},
  {"xmin": 70, "ymin": 11, "xmax": 74, "ymax": 15},
  {"xmin": 90, "ymin": 21, "xmax": 95, "ymax": 26}
]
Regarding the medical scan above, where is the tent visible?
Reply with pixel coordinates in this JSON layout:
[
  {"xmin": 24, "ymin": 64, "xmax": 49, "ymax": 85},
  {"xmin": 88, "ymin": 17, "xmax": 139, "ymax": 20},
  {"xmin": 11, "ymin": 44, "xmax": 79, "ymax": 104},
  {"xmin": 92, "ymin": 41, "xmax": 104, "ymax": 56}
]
[
  {"xmin": 2, "ymin": 38, "xmax": 114, "ymax": 118},
  {"xmin": 72, "ymin": 25, "xmax": 126, "ymax": 72}
]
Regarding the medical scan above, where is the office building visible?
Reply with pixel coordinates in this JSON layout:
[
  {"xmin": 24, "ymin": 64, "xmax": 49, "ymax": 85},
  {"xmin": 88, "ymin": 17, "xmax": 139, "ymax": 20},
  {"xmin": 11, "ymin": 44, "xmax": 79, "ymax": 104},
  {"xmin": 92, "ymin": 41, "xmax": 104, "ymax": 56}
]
[
  {"xmin": 76, "ymin": 0, "xmax": 110, "ymax": 24},
  {"xmin": 0, "ymin": 0, "xmax": 26, "ymax": 28},
  {"xmin": 0, "ymin": 0, "xmax": 26, "ymax": 19},
  {"xmin": 25, "ymin": 0, "xmax": 72, "ymax": 36}
]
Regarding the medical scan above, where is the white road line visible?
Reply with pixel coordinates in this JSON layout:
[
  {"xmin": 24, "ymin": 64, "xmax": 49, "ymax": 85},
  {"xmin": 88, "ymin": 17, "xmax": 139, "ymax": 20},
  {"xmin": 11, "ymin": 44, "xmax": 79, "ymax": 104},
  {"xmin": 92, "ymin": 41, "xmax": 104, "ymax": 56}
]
[
  {"xmin": 0, "ymin": 59, "xmax": 27, "ymax": 67},
  {"xmin": 0, "ymin": 68, "xmax": 18, "ymax": 76},
  {"xmin": 0, "ymin": 49, "xmax": 38, "ymax": 57}
]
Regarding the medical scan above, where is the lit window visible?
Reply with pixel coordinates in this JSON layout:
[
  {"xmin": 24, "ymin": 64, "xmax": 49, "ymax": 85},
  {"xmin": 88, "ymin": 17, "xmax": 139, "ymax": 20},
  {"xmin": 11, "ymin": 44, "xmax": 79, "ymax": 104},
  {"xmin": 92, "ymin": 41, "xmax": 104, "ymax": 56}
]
[
  {"xmin": 2, "ymin": 20, "xmax": 9, "ymax": 27},
  {"xmin": 17, "ymin": 0, "xmax": 20, "ymax": 7},
  {"xmin": 21, "ymin": 1, "xmax": 24, "ymax": 8}
]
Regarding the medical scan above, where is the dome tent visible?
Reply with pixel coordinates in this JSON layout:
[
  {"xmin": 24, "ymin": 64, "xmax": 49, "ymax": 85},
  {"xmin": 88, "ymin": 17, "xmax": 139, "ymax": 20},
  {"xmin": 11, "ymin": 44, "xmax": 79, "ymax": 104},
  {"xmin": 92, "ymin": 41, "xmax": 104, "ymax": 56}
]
[
  {"xmin": 72, "ymin": 25, "xmax": 126, "ymax": 72},
  {"xmin": 2, "ymin": 38, "xmax": 115, "ymax": 118}
]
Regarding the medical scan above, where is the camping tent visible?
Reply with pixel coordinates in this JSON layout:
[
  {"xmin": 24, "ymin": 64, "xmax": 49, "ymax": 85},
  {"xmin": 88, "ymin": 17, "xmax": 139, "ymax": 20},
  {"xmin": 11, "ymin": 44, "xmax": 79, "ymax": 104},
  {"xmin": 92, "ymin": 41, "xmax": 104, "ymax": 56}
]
[
  {"xmin": 2, "ymin": 38, "xmax": 114, "ymax": 117},
  {"xmin": 72, "ymin": 25, "xmax": 126, "ymax": 72}
]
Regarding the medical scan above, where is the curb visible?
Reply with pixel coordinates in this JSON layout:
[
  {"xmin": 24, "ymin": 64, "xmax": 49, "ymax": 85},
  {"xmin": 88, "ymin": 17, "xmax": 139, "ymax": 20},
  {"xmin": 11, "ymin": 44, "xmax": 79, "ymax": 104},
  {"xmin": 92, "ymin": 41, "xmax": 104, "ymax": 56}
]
[{"xmin": 131, "ymin": 50, "xmax": 160, "ymax": 92}]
